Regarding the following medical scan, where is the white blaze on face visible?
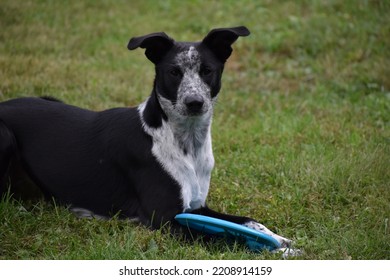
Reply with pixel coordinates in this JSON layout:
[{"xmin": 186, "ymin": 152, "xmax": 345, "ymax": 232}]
[{"xmin": 174, "ymin": 46, "xmax": 212, "ymax": 116}]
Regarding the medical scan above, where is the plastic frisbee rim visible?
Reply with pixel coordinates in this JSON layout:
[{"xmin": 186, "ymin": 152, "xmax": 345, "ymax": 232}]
[{"xmin": 175, "ymin": 213, "xmax": 280, "ymax": 250}]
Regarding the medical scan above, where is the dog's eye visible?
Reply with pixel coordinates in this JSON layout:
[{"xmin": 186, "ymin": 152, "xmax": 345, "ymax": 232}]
[
  {"xmin": 200, "ymin": 67, "xmax": 212, "ymax": 76},
  {"xmin": 170, "ymin": 69, "xmax": 181, "ymax": 77}
]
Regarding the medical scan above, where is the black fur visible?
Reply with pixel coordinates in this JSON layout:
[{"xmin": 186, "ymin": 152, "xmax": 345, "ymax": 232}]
[{"xmin": 0, "ymin": 26, "xmax": 255, "ymax": 235}]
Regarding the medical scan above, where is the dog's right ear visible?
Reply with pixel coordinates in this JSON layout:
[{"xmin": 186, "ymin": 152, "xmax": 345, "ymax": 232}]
[{"xmin": 127, "ymin": 32, "xmax": 174, "ymax": 64}]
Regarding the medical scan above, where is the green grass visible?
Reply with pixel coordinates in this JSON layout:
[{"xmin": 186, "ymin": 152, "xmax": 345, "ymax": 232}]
[{"xmin": 0, "ymin": 0, "xmax": 389, "ymax": 259}]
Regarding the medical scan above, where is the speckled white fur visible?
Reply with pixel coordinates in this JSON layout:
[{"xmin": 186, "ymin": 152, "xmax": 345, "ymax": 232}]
[
  {"xmin": 244, "ymin": 221, "xmax": 302, "ymax": 257},
  {"xmin": 244, "ymin": 220, "xmax": 292, "ymax": 248},
  {"xmin": 138, "ymin": 99, "xmax": 214, "ymax": 211},
  {"xmin": 172, "ymin": 46, "xmax": 213, "ymax": 117},
  {"xmin": 137, "ymin": 46, "xmax": 218, "ymax": 211}
]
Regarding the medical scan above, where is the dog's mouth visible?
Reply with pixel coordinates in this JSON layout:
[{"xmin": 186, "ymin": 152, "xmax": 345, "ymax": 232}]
[{"xmin": 186, "ymin": 110, "xmax": 204, "ymax": 117}]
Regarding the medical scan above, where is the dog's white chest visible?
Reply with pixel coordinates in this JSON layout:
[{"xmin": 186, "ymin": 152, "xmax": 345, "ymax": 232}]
[{"xmin": 139, "ymin": 103, "xmax": 214, "ymax": 212}]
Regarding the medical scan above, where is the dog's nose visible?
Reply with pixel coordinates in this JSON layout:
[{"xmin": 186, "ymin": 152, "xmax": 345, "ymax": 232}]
[{"xmin": 184, "ymin": 95, "xmax": 204, "ymax": 114}]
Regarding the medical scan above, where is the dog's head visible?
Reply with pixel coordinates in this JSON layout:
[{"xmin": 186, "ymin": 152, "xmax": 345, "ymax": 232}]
[{"xmin": 128, "ymin": 26, "xmax": 250, "ymax": 120}]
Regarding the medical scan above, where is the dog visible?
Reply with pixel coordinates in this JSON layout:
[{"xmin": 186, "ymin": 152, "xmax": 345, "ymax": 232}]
[{"xmin": 0, "ymin": 26, "xmax": 298, "ymax": 256}]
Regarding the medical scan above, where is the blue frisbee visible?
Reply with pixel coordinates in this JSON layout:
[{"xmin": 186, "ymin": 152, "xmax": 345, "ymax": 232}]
[{"xmin": 175, "ymin": 213, "xmax": 280, "ymax": 251}]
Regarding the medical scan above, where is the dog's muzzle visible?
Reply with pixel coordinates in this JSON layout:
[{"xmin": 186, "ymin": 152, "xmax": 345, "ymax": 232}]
[{"xmin": 184, "ymin": 95, "xmax": 204, "ymax": 115}]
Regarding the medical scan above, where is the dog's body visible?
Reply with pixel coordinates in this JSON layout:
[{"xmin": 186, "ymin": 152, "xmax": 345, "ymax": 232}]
[{"xmin": 0, "ymin": 26, "xmax": 297, "ymax": 254}]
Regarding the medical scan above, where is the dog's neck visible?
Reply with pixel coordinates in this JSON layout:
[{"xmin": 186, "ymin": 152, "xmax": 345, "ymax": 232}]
[
  {"xmin": 139, "ymin": 94, "xmax": 214, "ymax": 211},
  {"xmin": 170, "ymin": 111, "xmax": 212, "ymax": 156}
]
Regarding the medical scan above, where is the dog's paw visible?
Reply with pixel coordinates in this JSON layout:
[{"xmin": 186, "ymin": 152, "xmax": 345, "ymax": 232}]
[
  {"xmin": 243, "ymin": 221, "xmax": 303, "ymax": 258},
  {"xmin": 244, "ymin": 221, "xmax": 292, "ymax": 248}
]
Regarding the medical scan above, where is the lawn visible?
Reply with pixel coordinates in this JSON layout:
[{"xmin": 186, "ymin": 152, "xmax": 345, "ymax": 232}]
[{"xmin": 0, "ymin": 0, "xmax": 389, "ymax": 259}]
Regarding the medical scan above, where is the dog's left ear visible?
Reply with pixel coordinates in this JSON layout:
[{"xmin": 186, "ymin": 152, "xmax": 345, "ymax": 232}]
[
  {"xmin": 127, "ymin": 32, "xmax": 174, "ymax": 64},
  {"xmin": 202, "ymin": 26, "xmax": 250, "ymax": 63}
]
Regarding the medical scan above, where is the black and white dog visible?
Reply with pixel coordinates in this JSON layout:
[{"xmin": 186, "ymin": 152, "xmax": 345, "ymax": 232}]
[{"xmin": 0, "ymin": 26, "xmax": 297, "ymax": 255}]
